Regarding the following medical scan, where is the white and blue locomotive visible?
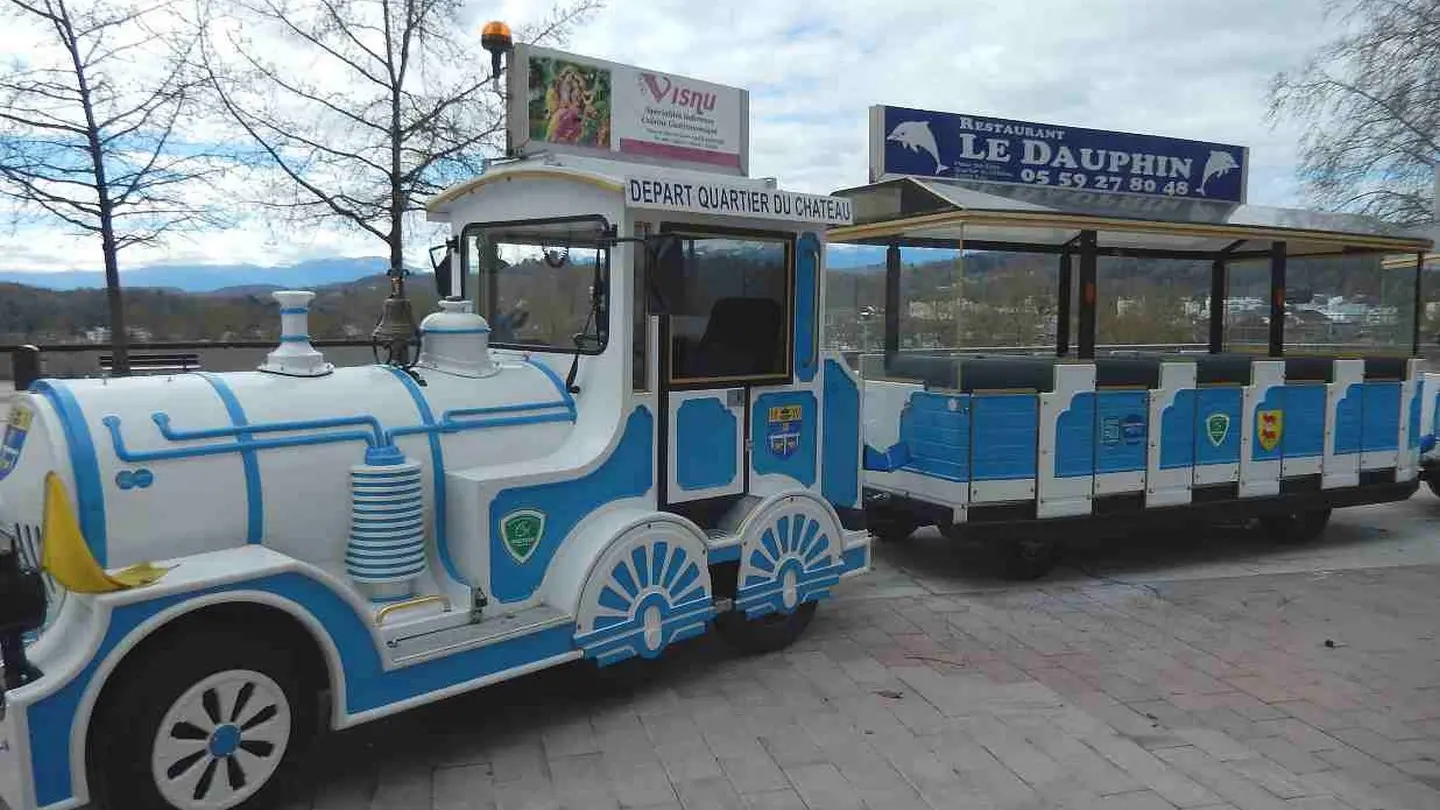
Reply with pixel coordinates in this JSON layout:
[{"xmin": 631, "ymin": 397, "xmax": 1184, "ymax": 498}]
[{"xmin": 0, "ymin": 155, "xmax": 873, "ymax": 810}]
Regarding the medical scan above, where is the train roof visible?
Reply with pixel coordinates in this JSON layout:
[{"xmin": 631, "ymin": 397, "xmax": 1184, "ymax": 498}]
[
  {"xmin": 425, "ymin": 155, "xmax": 780, "ymax": 222},
  {"xmin": 829, "ymin": 177, "xmax": 1432, "ymax": 260}
]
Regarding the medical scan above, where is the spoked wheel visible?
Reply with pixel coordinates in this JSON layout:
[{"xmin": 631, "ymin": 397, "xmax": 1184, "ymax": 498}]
[
  {"xmin": 1260, "ymin": 507, "xmax": 1332, "ymax": 545},
  {"xmin": 990, "ymin": 535, "xmax": 1059, "ymax": 581},
  {"xmin": 715, "ymin": 601, "xmax": 818, "ymax": 655},
  {"xmin": 88, "ymin": 628, "xmax": 316, "ymax": 810}
]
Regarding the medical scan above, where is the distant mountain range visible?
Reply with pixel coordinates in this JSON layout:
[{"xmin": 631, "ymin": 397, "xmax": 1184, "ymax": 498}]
[
  {"xmin": 0, "ymin": 257, "xmax": 394, "ymax": 293},
  {"xmin": 0, "ymin": 247, "xmax": 891, "ymax": 292}
]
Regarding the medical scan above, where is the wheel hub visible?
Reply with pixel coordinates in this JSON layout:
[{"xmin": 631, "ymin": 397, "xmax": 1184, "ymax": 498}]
[
  {"xmin": 641, "ymin": 603, "xmax": 664, "ymax": 652},
  {"xmin": 207, "ymin": 725, "xmax": 241, "ymax": 758},
  {"xmin": 781, "ymin": 567, "xmax": 799, "ymax": 611}
]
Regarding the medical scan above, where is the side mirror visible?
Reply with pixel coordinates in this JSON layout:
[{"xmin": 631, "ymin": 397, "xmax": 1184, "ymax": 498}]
[
  {"xmin": 429, "ymin": 242, "xmax": 457, "ymax": 299},
  {"xmin": 643, "ymin": 234, "xmax": 684, "ymax": 314}
]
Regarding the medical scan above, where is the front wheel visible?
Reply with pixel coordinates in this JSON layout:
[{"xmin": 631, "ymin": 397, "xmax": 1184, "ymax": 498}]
[
  {"xmin": 715, "ymin": 601, "xmax": 817, "ymax": 655},
  {"xmin": 87, "ymin": 627, "xmax": 317, "ymax": 810},
  {"xmin": 1261, "ymin": 507, "xmax": 1332, "ymax": 545},
  {"xmin": 1427, "ymin": 475, "xmax": 1440, "ymax": 499}
]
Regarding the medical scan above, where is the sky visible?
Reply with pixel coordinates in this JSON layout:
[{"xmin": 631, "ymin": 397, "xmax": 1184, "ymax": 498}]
[{"xmin": 0, "ymin": 0, "xmax": 1344, "ymax": 272}]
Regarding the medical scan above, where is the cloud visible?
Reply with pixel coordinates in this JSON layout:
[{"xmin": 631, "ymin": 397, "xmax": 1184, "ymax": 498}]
[{"xmin": 1, "ymin": 0, "xmax": 1342, "ymax": 271}]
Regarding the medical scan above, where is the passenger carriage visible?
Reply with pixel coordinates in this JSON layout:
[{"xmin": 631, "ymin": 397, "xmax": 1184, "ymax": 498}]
[{"xmin": 829, "ymin": 173, "xmax": 1434, "ymax": 578}]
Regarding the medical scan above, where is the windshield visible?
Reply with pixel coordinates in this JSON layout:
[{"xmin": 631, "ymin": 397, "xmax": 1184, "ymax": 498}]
[{"xmin": 462, "ymin": 217, "xmax": 610, "ymax": 353}]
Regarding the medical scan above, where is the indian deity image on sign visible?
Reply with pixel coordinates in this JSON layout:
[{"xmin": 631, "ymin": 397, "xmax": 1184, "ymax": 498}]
[{"xmin": 527, "ymin": 55, "xmax": 612, "ymax": 149}]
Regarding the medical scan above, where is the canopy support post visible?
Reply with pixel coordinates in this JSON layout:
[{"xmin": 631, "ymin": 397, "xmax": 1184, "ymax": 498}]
[
  {"xmin": 1269, "ymin": 241, "xmax": 1287, "ymax": 357},
  {"xmin": 884, "ymin": 242, "xmax": 901, "ymax": 358},
  {"xmin": 1056, "ymin": 250, "xmax": 1072, "ymax": 357},
  {"xmin": 1414, "ymin": 251, "xmax": 1425, "ymax": 357},
  {"xmin": 1077, "ymin": 230, "xmax": 1098, "ymax": 360},
  {"xmin": 1209, "ymin": 240, "xmax": 1244, "ymax": 354},
  {"xmin": 1208, "ymin": 258, "xmax": 1227, "ymax": 354}
]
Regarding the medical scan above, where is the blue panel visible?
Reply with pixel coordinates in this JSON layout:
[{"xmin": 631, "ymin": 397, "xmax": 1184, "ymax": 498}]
[
  {"xmin": 821, "ymin": 359, "xmax": 861, "ymax": 508},
  {"xmin": 751, "ymin": 391, "xmax": 817, "ymax": 487},
  {"xmin": 971, "ymin": 394, "xmax": 1037, "ymax": 481},
  {"xmin": 1096, "ymin": 390, "xmax": 1147, "ymax": 474},
  {"xmin": 27, "ymin": 570, "xmax": 577, "ymax": 807},
  {"xmin": 1282, "ymin": 384, "xmax": 1325, "ymax": 460},
  {"xmin": 197, "ymin": 372, "xmax": 263, "ymax": 544},
  {"xmin": 490, "ymin": 407, "xmax": 654, "ymax": 603},
  {"xmin": 675, "ymin": 397, "xmax": 737, "ymax": 491},
  {"xmin": 898, "ymin": 391, "xmax": 970, "ymax": 482},
  {"xmin": 1054, "ymin": 391, "xmax": 1095, "ymax": 479},
  {"xmin": 707, "ymin": 544, "xmax": 742, "ymax": 563},
  {"xmin": 1194, "ymin": 387, "xmax": 1241, "ymax": 467},
  {"xmin": 1159, "ymin": 389, "xmax": 1196, "ymax": 470},
  {"xmin": 794, "ymin": 233, "xmax": 819, "ymax": 383},
  {"xmin": 863, "ymin": 442, "xmax": 910, "ymax": 472},
  {"xmin": 1334, "ymin": 383, "xmax": 1363, "ymax": 455},
  {"xmin": 842, "ymin": 545, "xmax": 868, "ymax": 575},
  {"xmin": 1252, "ymin": 387, "xmax": 1284, "ymax": 462},
  {"xmin": 30, "ymin": 381, "xmax": 107, "ymax": 566},
  {"xmin": 1362, "ymin": 382, "xmax": 1401, "ymax": 453}
]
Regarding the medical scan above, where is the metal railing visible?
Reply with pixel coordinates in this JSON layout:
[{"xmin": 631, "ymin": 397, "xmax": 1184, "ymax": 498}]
[{"xmin": 2, "ymin": 339, "xmax": 378, "ymax": 387}]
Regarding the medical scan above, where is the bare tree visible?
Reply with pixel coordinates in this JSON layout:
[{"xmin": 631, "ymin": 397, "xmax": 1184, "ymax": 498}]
[
  {"xmin": 1268, "ymin": 0, "xmax": 1440, "ymax": 225},
  {"xmin": 0, "ymin": 0, "xmax": 216, "ymax": 373},
  {"xmin": 195, "ymin": 0, "xmax": 601, "ymax": 287}
]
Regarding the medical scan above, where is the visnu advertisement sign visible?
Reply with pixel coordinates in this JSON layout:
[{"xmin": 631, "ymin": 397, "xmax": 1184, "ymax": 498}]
[{"xmin": 509, "ymin": 45, "xmax": 749, "ymax": 175}]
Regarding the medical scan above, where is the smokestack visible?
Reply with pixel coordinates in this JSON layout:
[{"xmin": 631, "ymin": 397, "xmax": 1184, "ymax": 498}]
[{"xmin": 259, "ymin": 290, "xmax": 333, "ymax": 377}]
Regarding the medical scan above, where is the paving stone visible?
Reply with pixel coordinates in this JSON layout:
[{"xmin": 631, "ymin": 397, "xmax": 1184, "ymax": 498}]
[
  {"xmin": 610, "ymin": 761, "xmax": 679, "ymax": 808},
  {"xmin": 780, "ymin": 762, "xmax": 865, "ymax": 810},
  {"xmin": 1153, "ymin": 746, "xmax": 1293, "ymax": 810},
  {"xmin": 433, "ymin": 764, "xmax": 497, "ymax": 810},
  {"xmin": 674, "ymin": 776, "xmax": 746, "ymax": 810},
  {"xmin": 1085, "ymin": 733, "xmax": 1225, "ymax": 808},
  {"xmin": 740, "ymin": 788, "xmax": 807, "ymax": 810}
]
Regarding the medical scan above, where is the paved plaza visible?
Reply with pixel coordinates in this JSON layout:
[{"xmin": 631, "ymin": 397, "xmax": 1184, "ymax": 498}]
[{"xmin": 230, "ymin": 493, "xmax": 1440, "ymax": 810}]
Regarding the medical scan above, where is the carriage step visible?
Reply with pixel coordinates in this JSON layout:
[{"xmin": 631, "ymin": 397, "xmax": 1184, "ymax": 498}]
[{"xmin": 386, "ymin": 603, "xmax": 570, "ymax": 667}]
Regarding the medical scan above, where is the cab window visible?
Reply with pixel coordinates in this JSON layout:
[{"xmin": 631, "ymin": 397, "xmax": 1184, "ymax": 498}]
[
  {"xmin": 461, "ymin": 216, "xmax": 610, "ymax": 354},
  {"xmin": 655, "ymin": 227, "xmax": 793, "ymax": 386}
]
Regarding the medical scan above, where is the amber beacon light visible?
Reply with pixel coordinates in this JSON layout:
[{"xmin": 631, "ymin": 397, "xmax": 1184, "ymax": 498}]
[{"xmin": 481, "ymin": 21, "xmax": 514, "ymax": 88}]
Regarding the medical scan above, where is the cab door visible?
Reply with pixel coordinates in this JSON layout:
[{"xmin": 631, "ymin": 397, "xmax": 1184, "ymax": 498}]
[{"xmin": 651, "ymin": 228, "xmax": 797, "ymax": 508}]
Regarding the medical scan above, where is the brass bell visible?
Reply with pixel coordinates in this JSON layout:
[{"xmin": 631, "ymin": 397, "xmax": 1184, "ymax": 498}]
[{"xmin": 372, "ymin": 274, "xmax": 420, "ymax": 363}]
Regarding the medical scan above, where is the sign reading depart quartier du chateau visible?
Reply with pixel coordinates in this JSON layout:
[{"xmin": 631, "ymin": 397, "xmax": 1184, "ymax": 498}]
[
  {"xmin": 871, "ymin": 105, "xmax": 1248, "ymax": 204},
  {"xmin": 625, "ymin": 173, "xmax": 853, "ymax": 226}
]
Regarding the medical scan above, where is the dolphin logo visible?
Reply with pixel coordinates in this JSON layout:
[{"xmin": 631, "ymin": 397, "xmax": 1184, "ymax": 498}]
[
  {"xmin": 886, "ymin": 120, "xmax": 947, "ymax": 175},
  {"xmin": 1197, "ymin": 150, "xmax": 1239, "ymax": 195}
]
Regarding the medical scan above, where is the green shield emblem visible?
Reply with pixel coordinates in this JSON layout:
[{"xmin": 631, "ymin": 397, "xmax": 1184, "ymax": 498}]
[
  {"xmin": 500, "ymin": 509, "xmax": 545, "ymax": 564},
  {"xmin": 1205, "ymin": 413, "xmax": 1230, "ymax": 447}
]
